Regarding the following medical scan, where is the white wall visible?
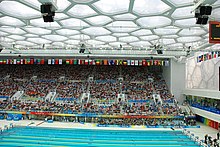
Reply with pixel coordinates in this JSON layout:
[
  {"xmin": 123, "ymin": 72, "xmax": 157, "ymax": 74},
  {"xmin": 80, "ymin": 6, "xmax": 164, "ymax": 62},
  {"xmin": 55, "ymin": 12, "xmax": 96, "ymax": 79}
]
[{"xmin": 163, "ymin": 59, "xmax": 185, "ymax": 104}]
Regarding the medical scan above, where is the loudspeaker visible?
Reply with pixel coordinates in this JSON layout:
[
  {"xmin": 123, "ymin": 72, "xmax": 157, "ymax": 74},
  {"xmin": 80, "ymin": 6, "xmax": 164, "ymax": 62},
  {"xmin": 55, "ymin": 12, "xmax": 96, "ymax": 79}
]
[
  {"xmin": 79, "ymin": 48, "xmax": 85, "ymax": 53},
  {"xmin": 200, "ymin": 6, "xmax": 212, "ymax": 15},
  {"xmin": 157, "ymin": 50, "xmax": 163, "ymax": 54},
  {"xmin": 41, "ymin": 4, "xmax": 52, "ymax": 14},
  {"xmin": 196, "ymin": 17, "xmax": 208, "ymax": 25},
  {"xmin": 43, "ymin": 16, "xmax": 54, "ymax": 22}
]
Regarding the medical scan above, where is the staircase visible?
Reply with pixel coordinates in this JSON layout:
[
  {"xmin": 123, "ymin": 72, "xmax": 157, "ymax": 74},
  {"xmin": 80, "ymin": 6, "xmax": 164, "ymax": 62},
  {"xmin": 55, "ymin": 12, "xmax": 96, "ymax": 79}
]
[{"xmin": 10, "ymin": 91, "xmax": 24, "ymax": 101}]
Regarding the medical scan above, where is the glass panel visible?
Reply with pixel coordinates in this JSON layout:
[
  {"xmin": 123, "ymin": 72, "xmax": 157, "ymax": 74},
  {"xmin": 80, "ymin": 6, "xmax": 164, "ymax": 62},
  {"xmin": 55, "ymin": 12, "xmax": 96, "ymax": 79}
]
[
  {"xmin": 24, "ymin": 27, "xmax": 51, "ymax": 35},
  {"xmin": 16, "ymin": 41, "xmax": 36, "ymax": 46},
  {"xmin": 70, "ymin": 34, "xmax": 90, "ymax": 40},
  {"xmin": 131, "ymin": 29, "xmax": 152, "ymax": 36},
  {"xmin": 54, "ymin": 13, "xmax": 68, "ymax": 20},
  {"xmin": 172, "ymin": 6, "xmax": 194, "ymax": 19},
  {"xmin": 86, "ymin": 16, "xmax": 112, "ymax": 25},
  {"xmin": 56, "ymin": 29, "xmax": 79, "ymax": 36},
  {"xmin": 175, "ymin": 18, "xmax": 197, "ymax": 27},
  {"xmin": 137, "ymin": 16, "xmax": 171, "ymax": 28},
  {"xmin": 130, "ymin": 41, "xmax": 151, "ymax": 47},
  {"xmin": 177, "ymin": 36, "xmax": 202, "ymax": 43},
  {"xmin": 60, "ymin": 18, "xmax": 89, "ymax": 28},
  {"xmin": 93, "ymin": 0, "xmax": 129, "ymax": 14},
  {"xmin": 8, "ymin": 35, "xmax": 25, "ymax": 40},
  {"xmin": 0, "ymin": 27, "xmax": 26, "ymax": 34},
  {"xmin": 87, "ymin": 40, "xmax": 105, "ymax": 45},
  {"xmin": 161, "ymin": 39, "xmax": 176, "ymax": 45},
  {"xmin": 0, "ymin": 16, "xmax": 25, "ymax": 26},
  {"xmin": 140, "ymin": 35, "xmax": 159, "ymax": 41},
  {"xmin": 179, "ymin": 27, "xmax": 206, "ymax": 36},
  {"xmin": 112, "ymin": 33, "xmax": 129, "ymax": 37},
  {"xmin": 22, "ymin": 0, "xmax": 41, "ymax": 9},
  {"xmin": 24, "ymin": 34, "xmax": 39, "ymax": 37},
  {"xmin": 108, "ymin": 21, "xmax": 137, "ymax": 27},
  {"xmin": 114, "ymin": 13, "xmax": 137, "ymax": 20},
  {"xmin": 65, "ymin": 40, "xmax": 80, "ymax": 45},
  {"xmin": 42, "ymin": 35, "xmax": 67, "ymax": 42},
  {"xmin": 168, "ymin": 0, "xmax": 194, "ymax": 6},
  {"xmin": 82, "ymin": 27, "xmax": 111, "ymax": 36},
  {"xmin": 68, "ymin": 5, "xmax": 96, "ymax": 17},
  {"xmin": 163, "ymin": 35, "xmax": 179, "ymax": 38},
  {"xmin": 154, "ymin": 28, "xmax": 179, "ymax": 35},
  {"xmin": 96, "ymin": 36, "xmax": 117, "ymax": 42},
  {"xmin": 109, "ymin": 42, "xmax": 126, "ymax": 47},
  {"xmin": 57, "ymin": 0, "xmax": 71, "ymax": 12},
  {"xmin": 119, "ymin": 36, "xmax": 139, "ymax": 43},
  {"xmin": 0, "ymin": 1, "xmax": 40, "ymax": 18},
  {"xmin": 30, "ymin": 18, "xmax": 60, "ymax": 28},
  {"xmin": 212, "ymin": 8, "xmax": 220, "ymax": 20},
  {"xmin": 27, "ymin": 38, "xmax": 52, "ymax": 44},
  {"xmin": 133, "ymin": 0, "xmax": 170, "ymax": 15}
]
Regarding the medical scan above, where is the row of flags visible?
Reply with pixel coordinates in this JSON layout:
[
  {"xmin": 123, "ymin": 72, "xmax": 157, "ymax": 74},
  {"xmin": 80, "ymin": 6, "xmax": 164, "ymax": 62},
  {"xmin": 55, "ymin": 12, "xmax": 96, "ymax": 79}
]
[
  {"xmin": 65, "ymin": 59, "xmax": 169, "ymax": 66},
  {"xmin": 0, "ymin": 58, "xmax": 170, "ymax": 66},
  {"xmin": 0, "ymin": 58, "xmax": 45, "ymax": 65},
  {"xmin": 197, "ymin": 51, "xmax": 220, "ymax": 63}
]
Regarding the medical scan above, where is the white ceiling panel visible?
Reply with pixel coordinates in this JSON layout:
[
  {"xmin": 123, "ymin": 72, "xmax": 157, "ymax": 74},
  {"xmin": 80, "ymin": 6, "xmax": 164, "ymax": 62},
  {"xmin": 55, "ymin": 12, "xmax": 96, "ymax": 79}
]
[
  {"xmin": 168, "ymin": 0, "xmax": 193, "ymax": 6},
  {"xmin": 56, "ymin": 29, "xmax": 79, "ymax": 36},
  {"xmin": 24, "ymin": 27, "xmax": 51, "ymax": 35},
  {"xmin": 172, "ymin": 6, "xmax": 194, "ymax": 19},
  {"xmin": 42, "ymin": 35, "xmax": 68, "ymax": 42},
  {"xmin": 30, "ymin": 18, "xmax": 60, "ymax": 28},
  {"xmin": 140, "ymin": 35, "xmax": 160, "ymax": 41},
  {"xmin": 177, "ymin": 36, "xmax": 202, "ymax": 43},
  {"xmin": 0, "ymin": 16, "xmax": 25, "ymax": 26},
  {"xmin": 130, "ymin": 41, "xmax": 151, "ymax": 47},
  {"xmin": 82, "ymin": 27, "xmax": 111, "ymax": 36},
  {"xmin": 65, "ymin": 40, "xmax": 80, "ymax": 45},
  {"xmin": 60, "ymin": 18, "xmax": 89, "ymax": 28},
  {"xmin": 212, "ymin": 8, "xmax": 220, "ymax": 21},
  {"xmin": 8, "ymin": 35, "xmax": 25, "ymax": 40},
  {"xmin": 68, "ymin": 5, "xmax": 96, "ymax": 17},
  {"xmin": 179, "ymin": 28, "xmax": 206, "ymax": 36},
  {"xmin": 70, "ymin": 34, "xmax": 90, "ymax": 40},
  {"xmin": 16, "ymin": 41, "xmax": 36, "ymax": 46},
  {"xmin": 133, "ymin": 0, "xmax": 171, "ymax": 15},
  {"xmin": 27, "ymin": 38, "xmax": 52, "ymax": 44},
  {"xmin": 161, "ymin": 39, "xmax": 176, "ymax": 45},
  {"xmin": 154, "ymin": 28, "xmax": 180, "ymax": 35},
  {"xmin": 131, "ymin": 29, "xmax": 152, "ymax": 36},
  {"xmin": 96, "ymin": 36, "xmax": 117, "ymax": 42},
  {"xmin": 0, "ymin": 1, "xmax": 41, "ymax": 19},
  {"xmin": 114, "ymin": 13, "xmax": 137, "ymax": 20},
  {"xmin": 119, "ymin": 36, "xmax": 139, "ymax": 43},
  {"xmin": 112, "ymin": 33, "xmax": 129, "ymax": 37},
  {"xmin": 56, "ymin": 0, "xmax": 71, "ymax": 12},
  {"xmin": 137, "ymin": 16, "xmax": 171, "ymax": 28},
  {"xmin": 93, "ymin": 0, "xmax": 129, "ymax": 15},
  {"xmin": 0, "ymin": 27, "xmax": 26, "ymax": 34},
  {"xmin": 86, "ymin": 16, "xmax": 112, "ymax": 26},
  {"xmin": 174, "ymin": 18, "xmax": 197, "ymax": 27},
  {"xmin": 109, "ymin": 42, "xmax": 127, "ymax": 47}
]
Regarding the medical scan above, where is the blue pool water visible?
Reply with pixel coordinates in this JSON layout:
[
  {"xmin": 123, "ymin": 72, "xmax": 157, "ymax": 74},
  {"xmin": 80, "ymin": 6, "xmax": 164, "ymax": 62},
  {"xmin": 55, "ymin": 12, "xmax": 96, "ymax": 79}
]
[{"xmin": 0, "ymin": 127, "xmax": 201, "ymax": 147}]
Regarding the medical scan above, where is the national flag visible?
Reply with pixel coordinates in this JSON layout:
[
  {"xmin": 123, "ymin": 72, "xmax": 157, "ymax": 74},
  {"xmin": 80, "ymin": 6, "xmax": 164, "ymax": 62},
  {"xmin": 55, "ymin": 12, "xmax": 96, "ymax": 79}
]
[
  {"xmin": 108, "ymin": 60, "xmax": 114, "ymax": 65},
  {"xmin": 2, "ymin": 59, "xmax": 6, "ymax": 64},
  {"xmin": 59, "ymin": 59, "xmax": 62, "ymax": 64},
  {"xmin": 40, "ymin": 59, "xmax": 45, "ymax": 64},
  {"xmin": 135, "ymin": 60, "xmax": 138, "ymax": 66},
  {"xmin": 20, "ymin": 59, "xmax": 23, "ymax": 64},
  {"xmin": 6, "ymin": 59, "xmax": 9, "ymax": 64},
  {"xmin": 95, "ymin": 60, "xmax": 100, "ymax": 65},
  {"xmin": 66, "ymin": 59, "xmax": 70, "ymax": 64},
  {"xmin": 13, "ymin": 59, "xmax": 17, "ymax": 64},
  {"xmin": 127, "ymin": 60, "xmax": 131, "ymax": 66},
  {"xmin": 85, "ymin": 60, "xmax": 89, "ymax": 65},
  {"xmin": 123, "ymin": 60, "xmax": 127, "ymax": 66},
  {"xmin": 139, "ymin": 60, "xmax": 142, "ymax": 66},
  {"xmin": 119, "ymin": 60, "xmax": 123, "ymax": 65},
  {"xmin": 70, "ymin": 59, "xmax": 73, "ymax": 64},
  {"xmin": 48, "ymin": 59, "xmax": 52, "ymax": 64},
  {"xmin": 89, "ymin": 59, "xmax": 93, "ymax": 65},
  {"xmin": 103, "ymin": 60, "xmax": 108, "ymax": 65},
  {"xmin": 17, "ymin": 59, "xmax": 21, "ymax": 64},
  {"xmin": 54, "ymin": 59, "xmax": 58, "ymax": 64},
  {"xmin": 208, "ymin": 53, "xmax": 212, "ymax": 60},
  {"xmin": 27, "ymin": 59, "xmax": 31, "ymax": 64},
  {"xmin": 165, "ymin": 60, "xmax": 169, "ymax": 66},
  {"xmin": 213, "ymin": 52, "xmax": 217, "ymax": 58},
  {"xmin": 154, "ymin": 60, "xmax": 158, "ymax": 66},
  {"xmin": 30, "ymin": 58, "xmax": 34, "ymax": 64},
  {"xmin": 78, "ymin": 59, "xmax": 81, "ymax": 65},
  {"xmin": 131, "ymin": 60, "xmax": 135, "ymax": 66},
  {"xmin": 0, "ymin": 59, "xmax": 3, "ymax": 64},
  {"xmin": 158, "ymin": 60, "xmax": 161, "ymax": 66},
  {"xmin": 147, "ymin": 60, "xmax": 151, "ymax": 66},
  {"xmin": 161, "ymin": 60, "xmax": 164, "ymax": 66},
  {"xmin": 142, "ymin": 60, "xmax": 147, "ymax": 66},
  {"xmin": 74, "ymin": 59, "xmax": 78, "ymax": 65}
]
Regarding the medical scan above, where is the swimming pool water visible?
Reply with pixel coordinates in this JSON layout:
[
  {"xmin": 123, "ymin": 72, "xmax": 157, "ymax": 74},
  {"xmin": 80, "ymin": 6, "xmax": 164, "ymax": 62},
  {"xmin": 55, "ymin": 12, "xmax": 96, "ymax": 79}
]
[{"xmin": 0, "ymin": 127, "xmax": 201, "ymax": 147}]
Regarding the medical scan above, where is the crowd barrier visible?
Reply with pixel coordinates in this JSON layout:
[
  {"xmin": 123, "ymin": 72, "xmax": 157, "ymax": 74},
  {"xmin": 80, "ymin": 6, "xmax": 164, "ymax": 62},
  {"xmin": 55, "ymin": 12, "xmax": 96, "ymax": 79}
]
[{"xmin": 191, "ymin": 104, "xmax": 220, "ymax": 115}]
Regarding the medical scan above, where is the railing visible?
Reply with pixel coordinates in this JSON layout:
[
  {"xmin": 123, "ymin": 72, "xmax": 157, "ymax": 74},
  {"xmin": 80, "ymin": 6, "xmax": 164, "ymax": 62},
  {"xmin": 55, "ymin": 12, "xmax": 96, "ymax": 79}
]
[{"xmin": 191, "ymin": 104, "xmax": 220, "ymax": 115}]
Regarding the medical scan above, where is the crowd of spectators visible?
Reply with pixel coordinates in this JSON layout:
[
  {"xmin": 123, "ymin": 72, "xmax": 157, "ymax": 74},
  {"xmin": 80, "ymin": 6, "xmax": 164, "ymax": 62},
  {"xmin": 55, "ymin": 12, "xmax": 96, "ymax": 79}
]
[{"xmin": 0, "ymin": 65, "xmax": 194, "ymax": 126}]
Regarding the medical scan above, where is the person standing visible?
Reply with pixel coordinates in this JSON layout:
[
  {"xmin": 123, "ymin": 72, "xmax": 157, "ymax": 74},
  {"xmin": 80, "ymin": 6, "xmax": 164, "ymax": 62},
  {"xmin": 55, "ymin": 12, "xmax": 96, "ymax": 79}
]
[{"xmin": 217, "ymin": 132, "xmax": 219, "ymax": 140}]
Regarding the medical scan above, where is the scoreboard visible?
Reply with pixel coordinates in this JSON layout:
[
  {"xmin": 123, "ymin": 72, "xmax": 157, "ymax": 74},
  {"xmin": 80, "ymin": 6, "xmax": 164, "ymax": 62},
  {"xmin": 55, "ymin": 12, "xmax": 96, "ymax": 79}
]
[{"xmin": 209, "ymin": 21, "xmax": 220, "ymax": 44}]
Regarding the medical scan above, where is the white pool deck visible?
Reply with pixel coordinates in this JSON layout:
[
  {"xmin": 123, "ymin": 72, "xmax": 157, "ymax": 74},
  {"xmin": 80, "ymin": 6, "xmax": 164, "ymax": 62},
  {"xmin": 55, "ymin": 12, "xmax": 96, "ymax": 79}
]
[{"xmin": 0, "ymin": 120, "xmax": 219, "ymax": 142}]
